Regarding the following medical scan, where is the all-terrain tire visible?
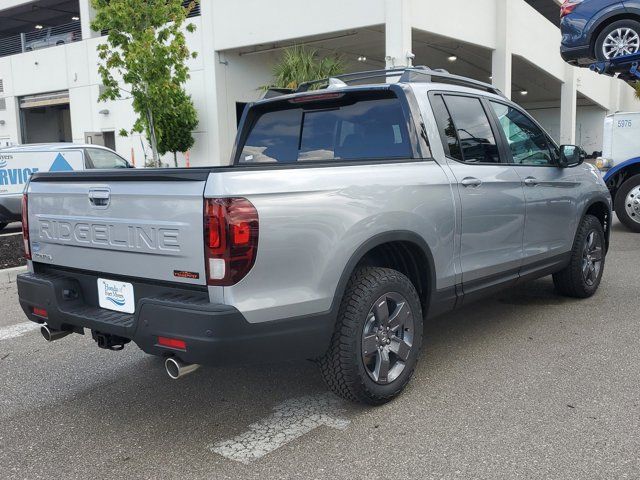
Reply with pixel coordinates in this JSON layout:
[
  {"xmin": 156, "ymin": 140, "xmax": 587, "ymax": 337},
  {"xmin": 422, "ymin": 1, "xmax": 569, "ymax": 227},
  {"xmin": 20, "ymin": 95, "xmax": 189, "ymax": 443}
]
[
  {"xmin": 553, "ymin": 214, "xmax": 606, "ymax": 298},
  {"xmin": 319, "ymin": 267, "xmax": 423, "ymax": 405}
]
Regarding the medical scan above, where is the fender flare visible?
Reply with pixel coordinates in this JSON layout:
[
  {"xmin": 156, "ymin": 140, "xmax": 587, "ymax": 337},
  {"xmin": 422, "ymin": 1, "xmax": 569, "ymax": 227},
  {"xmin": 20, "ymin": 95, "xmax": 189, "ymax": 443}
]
[
  {"xmin": 578, "ymin": 195, "xmax": 613, "ymax": 251},
  {"xmin": 587, "ymin": 6, "xmax": 639, "ymax": 47},
  {"xmin": 603, "ymin": 156, "xmax": 640, "ymax": 183},
  {"xmin": 328, "ymin": 231, "xmax": 436, "ymax": 318}
]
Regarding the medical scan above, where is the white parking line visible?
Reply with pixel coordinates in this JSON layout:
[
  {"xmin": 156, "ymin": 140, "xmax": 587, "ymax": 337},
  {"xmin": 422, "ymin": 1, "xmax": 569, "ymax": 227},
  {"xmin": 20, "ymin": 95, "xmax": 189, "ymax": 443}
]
[
  {"xmin": 0, "ymin": 322, "xmax": 40, "ymax": 341},
  {"xmin": 209, "ymin": 393, "xmax": 350, "ymax": 464}
]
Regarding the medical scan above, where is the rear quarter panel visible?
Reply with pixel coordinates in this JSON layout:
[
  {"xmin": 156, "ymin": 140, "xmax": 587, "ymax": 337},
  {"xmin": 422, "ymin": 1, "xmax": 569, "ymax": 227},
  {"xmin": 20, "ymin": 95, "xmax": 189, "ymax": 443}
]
[{"xmin": 205, "ymin": 162, "xmax": 456, "ymax": 323}]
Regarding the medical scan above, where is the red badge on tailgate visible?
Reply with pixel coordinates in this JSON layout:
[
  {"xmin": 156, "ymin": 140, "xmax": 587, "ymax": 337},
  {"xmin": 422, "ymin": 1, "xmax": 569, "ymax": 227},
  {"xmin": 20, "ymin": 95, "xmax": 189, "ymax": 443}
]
[{"xmin": 173, "ymin": 270, "xmax": 200, "ymax": 280}]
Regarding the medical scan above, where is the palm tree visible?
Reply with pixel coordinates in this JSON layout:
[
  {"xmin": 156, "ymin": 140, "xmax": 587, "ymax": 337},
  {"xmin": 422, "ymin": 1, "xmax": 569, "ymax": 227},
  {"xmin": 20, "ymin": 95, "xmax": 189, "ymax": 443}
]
[{"xmin": 263, "ymin": 45, "xmax": 345, "ymax": 91}]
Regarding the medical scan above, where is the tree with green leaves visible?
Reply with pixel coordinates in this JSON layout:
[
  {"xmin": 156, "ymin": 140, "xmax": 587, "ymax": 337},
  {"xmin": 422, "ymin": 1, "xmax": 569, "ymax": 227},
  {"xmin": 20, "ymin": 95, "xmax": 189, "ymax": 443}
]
[
  {"xmin": 263, "ymin": 45, "xmax": 345, "ymax": 91},
  {"xmin": 91, "ymin": 0, "xmax": 199, "ymax": 167},
  {"xmin": 156, "ymin": 86, "xmax": 198, "ymax": 167}
]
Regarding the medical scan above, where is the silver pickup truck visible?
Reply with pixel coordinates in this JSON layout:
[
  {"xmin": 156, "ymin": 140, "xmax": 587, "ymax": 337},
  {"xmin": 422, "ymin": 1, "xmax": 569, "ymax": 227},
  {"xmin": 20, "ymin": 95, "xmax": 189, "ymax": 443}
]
[{"xmin": 17, "ymin": 67, "xmax": 612, "ymax": 405}]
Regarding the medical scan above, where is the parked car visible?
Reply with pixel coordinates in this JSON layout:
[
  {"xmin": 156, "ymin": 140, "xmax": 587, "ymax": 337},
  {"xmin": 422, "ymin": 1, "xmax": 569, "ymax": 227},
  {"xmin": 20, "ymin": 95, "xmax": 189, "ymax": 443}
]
[
  {"xmin": 17, "ymin": 68, "xmax": 612, "ymax": 405},
  {"xmin": 24, "ymin": 27, "xmax": 77, "ymax": 52},
  {"xmin": 595, "ymin": 111, "xmax": 640, "ymax": 231},
  {"xmin": 0, "ymin": 143, "xmax": 130, "ymax": 230},
  {"xmin": 560, "ymin": 0, "xmax": 640, "ymax": 65}
]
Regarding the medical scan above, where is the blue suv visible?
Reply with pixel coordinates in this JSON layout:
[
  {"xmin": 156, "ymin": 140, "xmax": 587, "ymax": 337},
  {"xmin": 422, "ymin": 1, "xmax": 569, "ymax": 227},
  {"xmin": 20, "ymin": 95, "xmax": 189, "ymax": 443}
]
[{"xmin": 561, "ymin": 0, "xmax": 640, "ymax": 65}]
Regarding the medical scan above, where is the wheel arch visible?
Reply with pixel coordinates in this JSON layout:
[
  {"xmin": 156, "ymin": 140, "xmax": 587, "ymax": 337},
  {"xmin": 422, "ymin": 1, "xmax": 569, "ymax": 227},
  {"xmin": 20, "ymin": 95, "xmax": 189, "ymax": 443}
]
[
  {"xmin": 603, "ymin": 157, "xmax": 640, "ymax": 201},
  {"xmin": 580, "ymin": 197, "xmax": 613, "ymax": 251},
  {"xmin": 589, "ymin": 12, "xmax": 640, "ymax": 53},
  {"xmin": 330, "ymin": 231, "xmax": 436, "ymax": 317}
]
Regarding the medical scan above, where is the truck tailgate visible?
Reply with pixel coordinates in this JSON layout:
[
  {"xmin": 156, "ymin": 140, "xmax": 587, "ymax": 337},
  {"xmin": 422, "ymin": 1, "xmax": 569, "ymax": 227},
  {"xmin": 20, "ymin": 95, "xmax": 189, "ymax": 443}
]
[{"xmin": 26, "ymin": 170, "xmax": 209, "ymax": 286}]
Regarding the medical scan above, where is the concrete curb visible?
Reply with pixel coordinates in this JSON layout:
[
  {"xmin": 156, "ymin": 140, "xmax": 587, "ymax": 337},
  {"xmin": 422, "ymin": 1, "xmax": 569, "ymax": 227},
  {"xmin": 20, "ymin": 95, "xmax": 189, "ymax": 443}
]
[{"xmin": 1, "ymin": 265, "xmax": 27, "ymax": 284}]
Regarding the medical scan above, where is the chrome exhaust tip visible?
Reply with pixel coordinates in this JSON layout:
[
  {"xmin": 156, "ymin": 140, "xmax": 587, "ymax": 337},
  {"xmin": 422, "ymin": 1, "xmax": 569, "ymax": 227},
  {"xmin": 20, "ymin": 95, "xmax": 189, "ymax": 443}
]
[
  {"xmin": 165, "ymin": 357, "xmax": 200, "ymax": 380},
  {"xmin": 40, "ymin": 325, "xmax": 72, "ymax": 342}
]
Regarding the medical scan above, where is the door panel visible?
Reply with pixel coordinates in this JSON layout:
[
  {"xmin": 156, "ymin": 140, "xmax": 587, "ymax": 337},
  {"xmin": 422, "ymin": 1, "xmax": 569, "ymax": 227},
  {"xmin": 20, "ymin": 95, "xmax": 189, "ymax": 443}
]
[
  {"xmin": 488, "ymin": 101, "xmax": 579, "ymax": 263},
  {"xmin": 514, "ymin": 166, "xmax": 579, "ymax": 261},
  {"xmin": 447, "ymin": 161, "xmax": 526, "ymax": 283},
  {"xmin": 430, "ymin": 94, "xmax": 526, "ymax": 286}
]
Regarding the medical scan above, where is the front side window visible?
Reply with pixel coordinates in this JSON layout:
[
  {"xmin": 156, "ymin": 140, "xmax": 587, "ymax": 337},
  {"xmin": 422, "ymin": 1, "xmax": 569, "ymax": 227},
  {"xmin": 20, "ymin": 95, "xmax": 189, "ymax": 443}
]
[
  {"xmin": 238, "ymin": 94, "xmax": 413, "ymax": 164},
  {"xmin": 85, "ymin": 148, "xmax": 130, "ymax": 169},
  {"xmin": 442, "ymin": 95, "xmax": 501, "ymax": 164},
  {"xmin": 490, "ymin": 102, "xmax": 553, "ymax": 166}
]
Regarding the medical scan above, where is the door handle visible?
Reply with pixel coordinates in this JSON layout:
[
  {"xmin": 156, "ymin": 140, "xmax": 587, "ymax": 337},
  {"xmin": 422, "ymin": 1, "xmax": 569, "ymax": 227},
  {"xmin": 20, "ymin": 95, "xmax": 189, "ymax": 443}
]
[
  {"xmin": 461, "ymin": 177, "xmax": 482, "ymax": 188},
  {"xmin": 523, "ymin": 177, "xmax": 539, "ymax": 187}
]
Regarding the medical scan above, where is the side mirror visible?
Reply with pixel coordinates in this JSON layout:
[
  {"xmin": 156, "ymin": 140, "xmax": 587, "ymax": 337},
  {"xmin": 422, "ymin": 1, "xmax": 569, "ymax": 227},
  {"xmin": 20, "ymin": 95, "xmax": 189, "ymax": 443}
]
[{"xmin": 558, "ymin": 145, "xmax": 586, "ymax": 168}]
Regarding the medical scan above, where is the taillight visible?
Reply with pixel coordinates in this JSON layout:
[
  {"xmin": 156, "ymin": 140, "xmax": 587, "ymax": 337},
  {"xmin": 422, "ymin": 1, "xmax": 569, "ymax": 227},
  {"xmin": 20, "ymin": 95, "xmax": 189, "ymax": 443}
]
[
  {"xmin": 204, "ymin": 198, "xmax": 258, "ymax": 286},
  {"xmin": 21, "ymin": 193, "xmax": 31, "ymax": 260},
  {"xmin": 560, "ymin": 0, "xmax": 582, "ymax": 18}
]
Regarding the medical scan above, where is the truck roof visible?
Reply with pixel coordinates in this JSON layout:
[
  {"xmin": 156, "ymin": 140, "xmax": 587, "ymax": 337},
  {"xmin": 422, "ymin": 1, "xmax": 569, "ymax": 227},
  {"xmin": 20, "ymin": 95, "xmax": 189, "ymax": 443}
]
[{"xmin": 260, "ymin": 66, "xmax": 507, "ymax": 105}]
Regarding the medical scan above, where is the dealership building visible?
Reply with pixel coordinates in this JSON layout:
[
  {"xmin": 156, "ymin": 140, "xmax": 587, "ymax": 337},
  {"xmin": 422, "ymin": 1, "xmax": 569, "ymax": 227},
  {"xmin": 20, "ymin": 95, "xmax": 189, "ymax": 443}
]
[{"xmin": 0, "ymin": 0, "xmax": 638, "ymax": 166}]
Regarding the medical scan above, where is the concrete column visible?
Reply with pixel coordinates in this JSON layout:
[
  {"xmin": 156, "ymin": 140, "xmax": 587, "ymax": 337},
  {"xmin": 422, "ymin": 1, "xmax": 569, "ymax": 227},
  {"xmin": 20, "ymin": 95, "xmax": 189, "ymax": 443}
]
[
  {"xmin": 79, "ymin": 0, "xmax": 99, "ymax": 40},
  {"xmin": 560, "ymin": 65, "xmax": 578, "ymax": 145},
  {"xmin": 200, "ymin": 0, "xmax": 227, "ymax": 166},
  {"xmin": 385, "ymin": 0, "xmax": 412, "ymax": 69},
  {"xmin": 492, "ymin": 0, "xmax": 512, "ymax": 99}
]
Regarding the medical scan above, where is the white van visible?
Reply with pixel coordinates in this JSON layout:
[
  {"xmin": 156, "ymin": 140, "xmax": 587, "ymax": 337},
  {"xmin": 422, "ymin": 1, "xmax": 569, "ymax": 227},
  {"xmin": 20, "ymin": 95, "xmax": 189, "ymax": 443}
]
[
  {"xmin": 0, "ymin": 143, "xmax": 131, "ymax": 230},
  {"xmin": 596, "ymin": 112, "xmax": 640, "ymax": 232}
]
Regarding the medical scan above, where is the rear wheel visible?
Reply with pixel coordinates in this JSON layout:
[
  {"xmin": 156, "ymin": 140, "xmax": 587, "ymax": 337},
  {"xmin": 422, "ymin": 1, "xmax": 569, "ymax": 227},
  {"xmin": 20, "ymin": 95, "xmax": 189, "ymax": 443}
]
[
  {"xmin": 553, "ymin": 215, "xmax": 606, "ymax": 298},
  {"xmin": 319, "ymin": 267, "xmax": 423, "ymax": 405},
  {"xmin": 614, "ymin": 174, "xmax": 640, "ymax": 233},
  {"xmin": 595, "ymin": 20, "xmax": 640, "ymax": 61}
]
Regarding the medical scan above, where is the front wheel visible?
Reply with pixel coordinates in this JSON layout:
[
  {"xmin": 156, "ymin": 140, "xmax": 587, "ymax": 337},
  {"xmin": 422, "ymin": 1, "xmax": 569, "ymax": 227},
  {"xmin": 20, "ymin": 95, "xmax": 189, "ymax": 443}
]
[
  {"xmin": 553, "ymin": 214, "xmax": 606, "ymax": 298},
  {"xmin": 319, "ymin": 267, "xmax": 423, "ymax": 405},
  {"xmin": 594, "ymin": 20, "xmax": 640, "ymax": 61},
  {"xmin": 614, "ymin": 174, "xmax": 640, "ymax": 233}
]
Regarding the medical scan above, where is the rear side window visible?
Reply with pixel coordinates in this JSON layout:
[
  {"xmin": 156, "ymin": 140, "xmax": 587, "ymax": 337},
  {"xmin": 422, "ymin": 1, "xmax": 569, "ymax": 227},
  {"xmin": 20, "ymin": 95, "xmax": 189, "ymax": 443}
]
[
  {"xmin": 238, "ymin": 94, "xmax": 413, "ymax": 164},
  {"xmin": 440, "ymin": 95, "xmax": 501, "ymax": 164},
  {"xmin": 430, "ymin": 95, "xmax": 462, "ymax": 160}
]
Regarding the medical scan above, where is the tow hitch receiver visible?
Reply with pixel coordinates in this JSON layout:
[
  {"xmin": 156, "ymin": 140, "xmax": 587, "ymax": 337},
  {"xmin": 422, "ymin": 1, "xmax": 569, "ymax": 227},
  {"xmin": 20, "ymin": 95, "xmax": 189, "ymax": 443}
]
[{"xmin": 91, "ymin": 331, "xmax": 130, "ymax": 351}]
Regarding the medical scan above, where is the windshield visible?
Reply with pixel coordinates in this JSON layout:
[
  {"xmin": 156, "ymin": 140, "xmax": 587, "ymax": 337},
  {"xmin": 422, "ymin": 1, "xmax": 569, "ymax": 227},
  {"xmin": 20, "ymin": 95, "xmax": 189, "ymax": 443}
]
[{"xmin": 85, "ymin": 148, "xmax": 130, "ymax": 169}]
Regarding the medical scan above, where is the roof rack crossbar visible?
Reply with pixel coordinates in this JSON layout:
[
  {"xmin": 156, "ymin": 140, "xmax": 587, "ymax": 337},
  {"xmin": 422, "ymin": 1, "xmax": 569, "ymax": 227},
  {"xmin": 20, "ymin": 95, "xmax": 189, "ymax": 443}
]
[
  {"xmin": 294, "ymin": 65, "xmax": 505, "ymax": 97},
  {"xmin": 296, "ymin": 66, "xmax": 424, "ymax": 92},
  {"xmin": 399, "ymin": 68, "xmax": 505, "ymax": 97}
]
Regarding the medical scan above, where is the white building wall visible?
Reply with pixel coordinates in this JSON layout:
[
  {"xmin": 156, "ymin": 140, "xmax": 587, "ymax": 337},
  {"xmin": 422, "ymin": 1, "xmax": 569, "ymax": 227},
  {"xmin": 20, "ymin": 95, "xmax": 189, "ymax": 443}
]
[
  {"xmin": 211, "ymin": 0, "xmax": 386, "ymax": 50},
  {"xmin": 0, "ymin": 0, "xmax": 638, "ymax": 166},
  {"xmin": 529, "ymin": 105, "xmax": 608, "ymax": 155}
]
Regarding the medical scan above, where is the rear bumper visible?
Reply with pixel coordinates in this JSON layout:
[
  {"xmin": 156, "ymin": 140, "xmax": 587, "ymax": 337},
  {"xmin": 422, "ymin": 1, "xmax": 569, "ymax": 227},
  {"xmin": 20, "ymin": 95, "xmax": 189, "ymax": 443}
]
[{"xmin": 17, "ymin": 267, "xmax": 334, "ymax": 366}]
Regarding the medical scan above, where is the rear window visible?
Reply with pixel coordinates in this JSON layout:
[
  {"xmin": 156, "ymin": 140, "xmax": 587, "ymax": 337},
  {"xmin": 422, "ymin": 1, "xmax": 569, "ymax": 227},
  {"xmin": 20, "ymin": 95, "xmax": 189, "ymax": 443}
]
[{"xmin": 238, "ymin": 93, "xmax": 413, "ymax": 164}]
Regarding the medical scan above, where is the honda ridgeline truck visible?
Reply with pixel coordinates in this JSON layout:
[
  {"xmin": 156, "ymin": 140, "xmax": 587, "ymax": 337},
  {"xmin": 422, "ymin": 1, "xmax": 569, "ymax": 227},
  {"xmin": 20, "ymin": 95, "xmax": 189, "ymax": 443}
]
[{"xmin": 17, "ymin": 67, "xmax": 612, "ymax": 405}]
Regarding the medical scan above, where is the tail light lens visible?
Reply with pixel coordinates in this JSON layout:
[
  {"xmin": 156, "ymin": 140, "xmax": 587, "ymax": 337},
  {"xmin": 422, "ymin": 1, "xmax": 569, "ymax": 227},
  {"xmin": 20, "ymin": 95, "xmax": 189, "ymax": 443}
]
[
  {"xmin": 204, "ymin": 198, "xmax": 258, "ymax": 286},
  {"xmin": 21, "ymin": 193, "xmax": 31, "ymax": 260},
  {"xmin": 560, "ymin": 0, "xmax": 582, "ymax": 18}
]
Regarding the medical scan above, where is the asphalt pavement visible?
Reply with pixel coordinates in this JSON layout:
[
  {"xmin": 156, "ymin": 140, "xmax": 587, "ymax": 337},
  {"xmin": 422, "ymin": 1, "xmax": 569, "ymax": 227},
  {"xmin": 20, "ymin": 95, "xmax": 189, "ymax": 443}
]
[{"xmin": 0, "ymin": 220, "xmax": 638, "ymax": 479}]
